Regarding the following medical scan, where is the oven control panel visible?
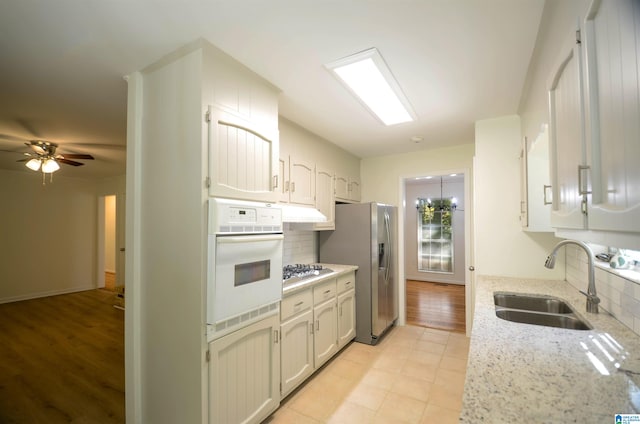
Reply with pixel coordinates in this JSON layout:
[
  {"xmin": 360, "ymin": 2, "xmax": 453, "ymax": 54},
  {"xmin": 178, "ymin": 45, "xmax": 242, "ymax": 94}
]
[{"xmin": 209, "ymin": 198, "xmax": 282, "ymax": 234}]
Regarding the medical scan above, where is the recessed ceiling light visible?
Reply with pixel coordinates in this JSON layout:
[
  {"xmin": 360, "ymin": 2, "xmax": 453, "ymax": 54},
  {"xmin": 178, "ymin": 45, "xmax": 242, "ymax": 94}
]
[
  {"xmin": 411, "ymin": 136, "xmax": 424, "ymax": 143},
  {"xmin": 450, "ymin": 173, "xmax": 457, "ymax": 177},
  {"xmin": 326, "ymin": 48, "xmax": 416, "ymax": 126}
]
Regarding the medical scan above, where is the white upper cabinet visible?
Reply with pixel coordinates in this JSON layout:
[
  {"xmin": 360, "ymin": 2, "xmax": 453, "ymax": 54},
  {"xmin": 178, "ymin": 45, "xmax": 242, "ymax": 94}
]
[
  {"xmin": 314, "ymin": 166, "xmax": 336, "ymax": 231},
  {"xmin": 204, "ymin": 44, "xmax": 280, "ymax": 202},
  {"xmin": 548, "ymin": 29, "xmax": 588, "ymax": 230},
  {"xmin": 277, "ymin": 155, "xmax": 315, "ymax": 206},
  {"xmin": 335, "ymin": 173, "xmax": 361, "ymax": 203},
  {"xmin": 208, "ymin": 106, "xmax": 279, "ymax": 202},
  {"xmin": 521, "ymin": 125, "xmax": 553, "ymax": 232},
  {"xmin": 583, "ymin": 0, "xmax": 640, "ymax": 232}
]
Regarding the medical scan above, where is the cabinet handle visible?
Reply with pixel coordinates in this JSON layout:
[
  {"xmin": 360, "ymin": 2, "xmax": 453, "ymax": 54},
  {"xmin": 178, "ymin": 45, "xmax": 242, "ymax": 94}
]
[
  {"xmin": 294, "ymin": 301, "xmax": 304, "ymax": 307},
  {"xmin": 273, "ymin": 175, "xmax": 278, "ymax": 189},
  {"xmin": 543, "ymin": 185, "xmax": 552, "ymax": 205},
  {"xmin": 520, "ymin": 200, "xmax": 526, "ymax": 214},
  {"xmin": 316, "ymin": 320, "xmax": 320, "ymax": 332},
  {"xmin": 274, "ymin": 330, "xmax": 279, "ymax": 344},
  {"xmin": 310, "ymin": 322, "xmax": 314, "ymax": 335},
  {"xmin": 285, "ymin": 181, "xmax": 290, "ymax": 192},
  {"xmin": 291, "ymin": 181, "xmax": 295, "ymax": 193},
  {"xmin": 345, "ymin": 281, "xmax": 352, "ymax": 286},
  {"xmin": 324, "ymin": 289, "xmax": 331, "ymax": 294},
  {"xmin": 578, "ymin": 165, "xmax": 591, "ymax": 195}
]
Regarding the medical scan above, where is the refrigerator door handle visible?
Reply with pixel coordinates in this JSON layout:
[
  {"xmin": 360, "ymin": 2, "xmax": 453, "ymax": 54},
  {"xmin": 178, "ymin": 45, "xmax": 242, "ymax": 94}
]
[{"xmin": 384, "ymin": 211, "xmax": 391, "ymax": 283}]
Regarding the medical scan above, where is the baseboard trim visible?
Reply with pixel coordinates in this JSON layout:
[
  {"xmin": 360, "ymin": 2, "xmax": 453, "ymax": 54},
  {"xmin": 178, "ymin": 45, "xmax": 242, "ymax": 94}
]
[{"xmin": 0, "ymin": 285, "xmax": 98, "ymax": 305}]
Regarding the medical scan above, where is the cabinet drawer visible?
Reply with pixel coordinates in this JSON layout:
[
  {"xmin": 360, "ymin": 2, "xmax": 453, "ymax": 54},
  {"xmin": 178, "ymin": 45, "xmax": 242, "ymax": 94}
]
[
  {"xmin": 337, "ymin": 273, "xmax": 355, "ymax": 294},
  {"xmin": 313, "ymin": 279, "xmax": 337, "ymax": 305},
  {"xmin": 281, "ymin": 289, "xmax": 312, "ymax": 321}
]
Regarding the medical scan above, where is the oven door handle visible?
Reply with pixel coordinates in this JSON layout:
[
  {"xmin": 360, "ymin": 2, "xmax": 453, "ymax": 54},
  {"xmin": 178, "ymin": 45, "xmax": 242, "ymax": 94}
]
[{"xmin": 216, "ymin": 234, "xmax": 284, "ymax": 244}]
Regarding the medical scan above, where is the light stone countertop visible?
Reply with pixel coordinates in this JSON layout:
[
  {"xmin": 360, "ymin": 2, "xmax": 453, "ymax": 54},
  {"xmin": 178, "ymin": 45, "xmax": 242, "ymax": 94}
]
[
  {"xmin": 460, "ymin": 276, "xmax": 640, "ymax": 423},
  {"xmin": 282, "ymin": 263, "xmax": 358, "ymax": 296}
]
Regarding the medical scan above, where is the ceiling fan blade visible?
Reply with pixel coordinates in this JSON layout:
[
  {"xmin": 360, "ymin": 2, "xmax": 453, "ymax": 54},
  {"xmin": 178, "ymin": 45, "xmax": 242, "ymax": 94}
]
[
  {"xmin": 0, "ymin": 134, "xmax": 29, "ymax": 143},
  {"xmin": 16, "ymin": 158, "xmax": 30, "ymax": 163},
  {"xmin": 60, "ymin": 153, "xmax": 94, "ymax": 160},
  {"xmin": 57, "ymin": 158, "xmax": 84, "ymax": 167},
  {"xmin": 27, "ymin": 142, "xmax": 46, "ymax": 155}
]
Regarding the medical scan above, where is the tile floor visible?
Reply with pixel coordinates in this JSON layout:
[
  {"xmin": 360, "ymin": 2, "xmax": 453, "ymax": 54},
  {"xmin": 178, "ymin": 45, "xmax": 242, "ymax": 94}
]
[{"xmin": 265, "ymin": 325, "xmax": 470, "ymax": 424}]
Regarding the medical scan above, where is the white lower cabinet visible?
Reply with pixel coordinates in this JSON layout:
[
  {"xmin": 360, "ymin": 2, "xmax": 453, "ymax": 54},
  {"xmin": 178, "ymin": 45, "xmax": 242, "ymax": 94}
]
[
  {"xmin": 337, "ymin": 289, "xmax": 356, "ymax": 349},
  {"xmin": 279, "ymin": 271, "xmax": 356, "ymax": 397},
  {"xmin": 208, "ymin": 314, "xmax": 280, "ymax": 424},
  {"xmin": 280, "ymin": 291, "xmax": 314, "ymax": 398},
  {"xmin": 313, "ymin": 298, "xmax": 338, "ymax": 368}
]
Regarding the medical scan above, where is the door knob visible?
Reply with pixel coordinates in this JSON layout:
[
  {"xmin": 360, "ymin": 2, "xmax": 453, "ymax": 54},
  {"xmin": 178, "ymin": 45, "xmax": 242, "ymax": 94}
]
[
  {"xmin": 468, "ymin": 266, "xmax": 475, "ymax": 271},
  {"xmin": 120, "ymin": 248, "xmax": 125, "ymax": 252}
]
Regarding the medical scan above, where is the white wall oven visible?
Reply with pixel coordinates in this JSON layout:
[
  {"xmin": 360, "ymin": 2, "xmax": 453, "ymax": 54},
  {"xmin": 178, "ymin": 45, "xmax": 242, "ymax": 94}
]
[{"xmin": 207, "ymin": 198, "xmax": 283, "ymax": 340}]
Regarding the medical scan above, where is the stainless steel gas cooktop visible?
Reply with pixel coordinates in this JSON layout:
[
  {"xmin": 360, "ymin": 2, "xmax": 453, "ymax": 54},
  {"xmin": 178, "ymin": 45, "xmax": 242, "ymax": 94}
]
[{"xmin": 282, "ymin": 264, "xmax": 333, "ymax": 284}]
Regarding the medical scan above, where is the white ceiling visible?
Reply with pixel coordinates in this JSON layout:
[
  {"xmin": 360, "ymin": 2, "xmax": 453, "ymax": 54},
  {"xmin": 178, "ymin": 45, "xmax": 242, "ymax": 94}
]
[{"xmin": 0, "ymin": 0, "xmax": 545, "ymax": 179}]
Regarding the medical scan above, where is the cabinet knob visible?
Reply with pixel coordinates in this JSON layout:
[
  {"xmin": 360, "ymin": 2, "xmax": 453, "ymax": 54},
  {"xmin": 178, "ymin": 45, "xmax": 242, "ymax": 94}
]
[{"xmin": 468, "ymin": 266, "xmax": 475, "ymax": 271}]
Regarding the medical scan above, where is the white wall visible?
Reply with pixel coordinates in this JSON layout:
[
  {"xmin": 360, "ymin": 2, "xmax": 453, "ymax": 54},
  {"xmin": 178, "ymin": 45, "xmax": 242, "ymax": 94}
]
[
  {"xmin": 360, "ymin": 144, "xmax": 474, "ymax": 206},
  {"xmin": 474, "ymin": 115, "xmax": 563, "ymax": 279},
  {"xmin": 132, "ymin": 44, "xmax": 206, "ymax": 424},
  {"xmin": 0, "ymin": 169, "xmax": 99, "ymax": 302},
  {"xmin": 279, "ymin": 117, "xmax": 360, "ymax": 174}
]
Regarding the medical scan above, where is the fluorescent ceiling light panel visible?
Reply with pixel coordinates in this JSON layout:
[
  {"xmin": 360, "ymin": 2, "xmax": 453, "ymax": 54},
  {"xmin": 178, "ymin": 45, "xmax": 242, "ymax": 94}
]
[{"xmin": 326, "ymin": 48, "xmax": 415, "ymax": 126}]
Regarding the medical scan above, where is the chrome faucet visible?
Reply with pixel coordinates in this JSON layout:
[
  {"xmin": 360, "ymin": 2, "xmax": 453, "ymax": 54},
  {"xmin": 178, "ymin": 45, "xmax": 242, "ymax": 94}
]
[{"xmin": 545, "ymin": 239, "xmax": 600, "ymax": 313}]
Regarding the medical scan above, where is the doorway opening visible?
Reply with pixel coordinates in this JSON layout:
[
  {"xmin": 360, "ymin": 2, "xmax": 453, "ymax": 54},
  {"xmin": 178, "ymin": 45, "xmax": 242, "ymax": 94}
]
[
  {"xmin": 403, "ymin": 173, "xmax": 468, "ymax": 332},
  {"xmin": 98, "ymin": 195, "xmax": 118, "ymax": 292}
]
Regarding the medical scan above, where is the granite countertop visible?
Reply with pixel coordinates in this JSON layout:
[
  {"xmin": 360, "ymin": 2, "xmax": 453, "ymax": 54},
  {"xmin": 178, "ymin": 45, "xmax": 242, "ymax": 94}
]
[
  {"xmin": 461, "ymin": 276, "xmax": 640, "ymax": 423},
  {"xmin": 282, "ymin": 263, "xmax": 358, "ymax": 296}
]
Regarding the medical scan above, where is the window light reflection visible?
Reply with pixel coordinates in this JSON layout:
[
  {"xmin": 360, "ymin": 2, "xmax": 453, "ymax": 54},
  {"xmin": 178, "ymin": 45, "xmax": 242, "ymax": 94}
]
[{"xmin": 579, "ymin": 332, "xmax": 631, "ymax": 377}]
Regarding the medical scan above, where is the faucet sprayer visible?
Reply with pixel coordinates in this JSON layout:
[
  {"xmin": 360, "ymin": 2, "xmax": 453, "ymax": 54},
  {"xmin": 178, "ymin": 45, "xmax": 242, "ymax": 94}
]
[{"xmin": 545, "ymin": 239, "xmax": 599, "ymax": 313}]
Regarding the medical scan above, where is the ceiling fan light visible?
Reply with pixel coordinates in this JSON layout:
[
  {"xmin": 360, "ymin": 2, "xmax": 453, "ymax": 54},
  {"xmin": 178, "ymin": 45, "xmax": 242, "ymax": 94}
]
[
  {"xmin": 26, "ymin": 158, "xmax": 42, "ymax": 171},
  {"xmin": 42, "ymin": 158, "xmax": 60, "ymax": 173}
]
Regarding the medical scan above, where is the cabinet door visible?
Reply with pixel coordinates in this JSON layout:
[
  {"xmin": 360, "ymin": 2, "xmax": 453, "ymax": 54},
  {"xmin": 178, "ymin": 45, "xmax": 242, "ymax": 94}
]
[
  {"xmin": 548, "ymin": 32, "xmax": 588, "ymax": 229},
  {"xmin": 289, "ymin": 157, "xmax": 315, "ymax": 206},
  {"xmin": 337, "ymin": 289, "xmax": 356, "ymax": 349},
  {"xmin": 276, "ymin": 156, "xmax": 289, "ymax": 203},
  {"xmin": 313, "ymin": 299, "xmax": 338, "ymax": 368},
  {"xmin": 524, "ymin": 125, "xmax": 554, "ymax": 232},
  {"xmin": 313, "ymin": 167, "xmax": 335, "ymax": 230},
  {"xmin": 349, "ymin": 178, "xmax": 361, "ymax": 202},
  {"xmin": 208, "ymin": 315, "xmax": 280, "ymax": 424},
  {"xmin": 208, "ymin": 106, "xmax": 278, "ymax": 202},
  {"xmin": 584, "ymin": 0, "xmax": 640, "ymax": 232},
  {"xmin": 334, "ymin": 174, "xmax": 349, "ymax": 201},
  {"xmin": 280, "ymin": 310, "xmax": 314, "ymax": 397}
]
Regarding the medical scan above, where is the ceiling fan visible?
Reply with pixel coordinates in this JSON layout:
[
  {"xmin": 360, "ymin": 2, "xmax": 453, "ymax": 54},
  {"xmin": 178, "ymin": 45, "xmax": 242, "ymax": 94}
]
[{"xmin": 19, "ymin": 140, "xmax": 95, "ymax": 173}]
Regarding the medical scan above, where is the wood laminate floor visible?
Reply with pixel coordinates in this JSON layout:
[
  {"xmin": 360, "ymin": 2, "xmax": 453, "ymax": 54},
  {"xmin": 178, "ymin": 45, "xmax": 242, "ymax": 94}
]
[
  {"xmin": 406, "ymin": 280, "xmax": 465, "ymax": 333},
  {"xmin": 0, "ymin": 289, "xmax": 125, "ymax": 423}
]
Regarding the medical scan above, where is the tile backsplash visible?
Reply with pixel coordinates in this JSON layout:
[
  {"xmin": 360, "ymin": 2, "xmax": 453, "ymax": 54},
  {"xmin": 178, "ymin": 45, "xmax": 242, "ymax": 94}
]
[
  {"xmin": 565, "ymin": 244, "xmax": 640, "ymax": 335},
  {"xmin": 283, "ymin": 225, "xmax": 317, "ymax": 265}
]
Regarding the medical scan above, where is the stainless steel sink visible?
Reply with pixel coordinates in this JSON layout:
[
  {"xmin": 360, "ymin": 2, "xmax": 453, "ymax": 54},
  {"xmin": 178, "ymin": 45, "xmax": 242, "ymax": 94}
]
[
  {"xmin": 495, "ymin": 309, "xmax": 593, "ymax": 330},
  {"xmin": 494, "ymin": 293, "xmax": 573, "ymax": 314},
  {"xmin": 493, "ymin": 292, "xmax": 592, "ymax": 331}
]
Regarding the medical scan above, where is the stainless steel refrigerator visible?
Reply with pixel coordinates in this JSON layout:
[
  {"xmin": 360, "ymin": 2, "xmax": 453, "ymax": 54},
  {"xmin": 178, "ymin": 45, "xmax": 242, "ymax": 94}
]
[{"xmin": 319, "ymin": 202, "xmax": 397, "ymax": 345}]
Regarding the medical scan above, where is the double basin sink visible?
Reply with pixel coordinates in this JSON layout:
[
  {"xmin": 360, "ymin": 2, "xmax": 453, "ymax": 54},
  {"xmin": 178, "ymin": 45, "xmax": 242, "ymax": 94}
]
[{"xmin": 494, "ymin": 292, "xmax": 592, "ymax": 330}]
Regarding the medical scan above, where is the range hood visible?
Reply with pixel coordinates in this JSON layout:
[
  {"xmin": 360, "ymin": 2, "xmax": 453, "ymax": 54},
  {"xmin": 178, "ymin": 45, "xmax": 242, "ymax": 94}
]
[{"xmin": 280, "ymin": 204, "xmax": 327, "ymax": 223}]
